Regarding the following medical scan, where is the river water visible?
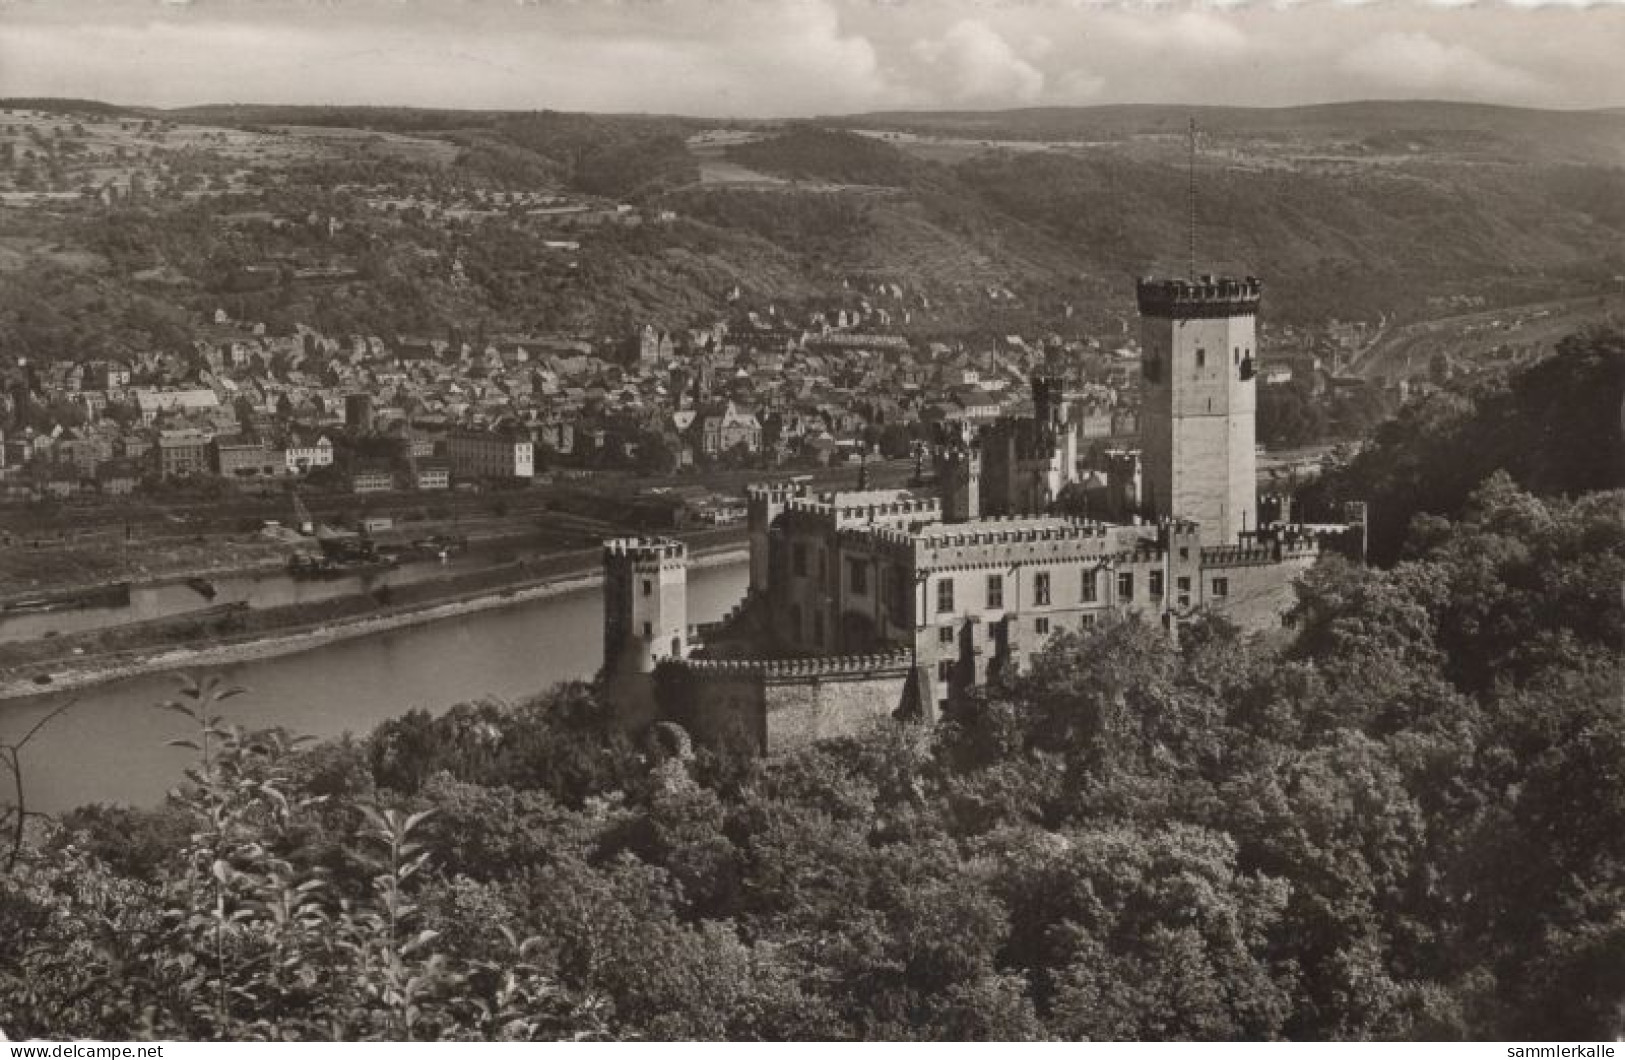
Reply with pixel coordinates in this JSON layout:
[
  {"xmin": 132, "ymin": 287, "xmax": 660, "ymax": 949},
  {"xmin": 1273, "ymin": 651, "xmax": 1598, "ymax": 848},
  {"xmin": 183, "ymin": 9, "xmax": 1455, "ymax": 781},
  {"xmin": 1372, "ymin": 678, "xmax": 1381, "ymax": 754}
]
[{"xmin": 1, "ymin": 560, "xmax": 748, "ymax": 812}]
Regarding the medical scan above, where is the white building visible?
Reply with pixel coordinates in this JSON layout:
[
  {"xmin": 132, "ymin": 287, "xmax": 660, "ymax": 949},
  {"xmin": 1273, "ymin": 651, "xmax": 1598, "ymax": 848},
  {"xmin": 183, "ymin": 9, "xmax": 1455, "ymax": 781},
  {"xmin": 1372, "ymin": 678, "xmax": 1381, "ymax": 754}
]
[
  {"xmin": 284, "ymin": 433, "xmax": 335, "ymax": 475},
  {"xmin": 134, "ymin": 388, "xmax": 221, "ymax": 424}
]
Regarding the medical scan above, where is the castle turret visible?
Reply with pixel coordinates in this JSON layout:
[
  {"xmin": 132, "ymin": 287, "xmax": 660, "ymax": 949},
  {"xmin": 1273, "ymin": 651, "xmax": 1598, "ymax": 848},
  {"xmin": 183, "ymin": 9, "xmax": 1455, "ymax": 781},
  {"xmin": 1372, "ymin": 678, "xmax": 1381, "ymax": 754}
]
[
  {"xmin": 746, "ymin": 483, "xmax": 801, "ymax": 596},
  {"xmin": 1104, "ymin": 447, "xmax": 1144, "ymax": 522},
  {"xmin": 602, "ymin": 537, "xmax": 689, "ymax": 677},
  {"xmin": 937, "ymin": 443, "xmax": 981, "ymax": 522},
  {"xmin": 1137, "ymin": 275, "xmax": 1261, "ymax": 547}
]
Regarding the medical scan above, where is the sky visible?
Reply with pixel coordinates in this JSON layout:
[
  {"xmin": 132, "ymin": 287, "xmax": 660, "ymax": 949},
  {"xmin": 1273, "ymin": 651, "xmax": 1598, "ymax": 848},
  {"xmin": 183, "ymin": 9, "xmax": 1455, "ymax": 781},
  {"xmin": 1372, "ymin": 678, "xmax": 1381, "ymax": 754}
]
[{"xmin": 1, "ymin": 0, "xmax": 1622, "ymax": 118}]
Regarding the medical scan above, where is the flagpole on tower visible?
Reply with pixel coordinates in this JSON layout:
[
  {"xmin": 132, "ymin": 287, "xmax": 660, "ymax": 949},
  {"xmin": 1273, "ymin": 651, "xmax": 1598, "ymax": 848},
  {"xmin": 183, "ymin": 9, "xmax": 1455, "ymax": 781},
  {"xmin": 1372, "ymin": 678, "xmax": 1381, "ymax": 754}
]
[{"xmin": 1188, "ymin": 116, "xmax": 1197, "ymax": 279}]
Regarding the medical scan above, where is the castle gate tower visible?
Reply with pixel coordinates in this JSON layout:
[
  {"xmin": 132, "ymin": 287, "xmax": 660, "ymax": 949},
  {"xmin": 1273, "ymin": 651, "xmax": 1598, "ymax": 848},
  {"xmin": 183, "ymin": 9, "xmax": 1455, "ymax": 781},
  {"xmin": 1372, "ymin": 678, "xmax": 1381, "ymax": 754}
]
[
  {"xmin": 1137, "ymin": 276, "xmax": 1260, "ymax": 546},
  {"xmin": 602, "ymin": 537, "xmax": 689, "ymax": 677}
]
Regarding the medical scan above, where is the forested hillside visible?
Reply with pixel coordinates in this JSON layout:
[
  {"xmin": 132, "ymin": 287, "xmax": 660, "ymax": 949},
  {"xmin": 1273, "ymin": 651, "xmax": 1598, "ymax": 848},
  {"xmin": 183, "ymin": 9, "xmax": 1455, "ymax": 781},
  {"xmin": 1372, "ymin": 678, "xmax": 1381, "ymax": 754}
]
[
  {"xmin": 3, "ymin": 332, "xmax": 1620, "ymax": 1041},
  {"xmin": 1306, "ymin": 327, "xmax": 1625, "ymax": 562},
  {"xmin": 2, "ymin": 101, "xmax": 1623, "ymax": 355}
]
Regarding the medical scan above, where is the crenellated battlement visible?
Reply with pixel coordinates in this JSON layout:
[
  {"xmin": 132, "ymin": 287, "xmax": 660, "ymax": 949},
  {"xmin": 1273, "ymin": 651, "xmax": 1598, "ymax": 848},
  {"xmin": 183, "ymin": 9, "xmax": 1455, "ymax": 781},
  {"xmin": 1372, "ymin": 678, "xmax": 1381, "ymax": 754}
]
[
  {"xmin": 667, "ymin": 648, "xmax": 915, "ymax": 681},
  {"xmin": 912, "ymin": 515, "xmax": 1112, "ymax": 549},
  {"xmin": 603, "ymin": 536, "xmax": 687, "ymax": 563},
  {"xmin": 834, "ymin": 497, "xmax": 940, "ymax": 525},
  {"xmin": 1202, "ymin": 543, "xmax": 1287, "ymax": 567},
  {"xmin": 780, "ymin": 492, "xmax": 939, "ymax": 527},
  {"xmin": 837, "ymin": 524, "xmax": 916, "ymax": 557},
  {"xmin": 1137, "ymin": 275, "xmax": 1263, "ymax": 319},
  {"xmin": 1203, "ymin": 530, "xmax": 1326, "ymax": 568},
  {"xmin": 746, "ymin": 482, "xmax": 808, "ymax": 504}
]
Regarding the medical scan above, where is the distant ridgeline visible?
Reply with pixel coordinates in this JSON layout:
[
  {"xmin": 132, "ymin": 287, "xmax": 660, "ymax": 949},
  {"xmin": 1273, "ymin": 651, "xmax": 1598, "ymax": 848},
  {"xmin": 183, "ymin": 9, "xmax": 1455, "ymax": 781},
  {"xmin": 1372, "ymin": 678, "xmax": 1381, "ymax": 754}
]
[{"xmin": 599, "ymin": 275, "xmax": 1366, "ymax": 754}]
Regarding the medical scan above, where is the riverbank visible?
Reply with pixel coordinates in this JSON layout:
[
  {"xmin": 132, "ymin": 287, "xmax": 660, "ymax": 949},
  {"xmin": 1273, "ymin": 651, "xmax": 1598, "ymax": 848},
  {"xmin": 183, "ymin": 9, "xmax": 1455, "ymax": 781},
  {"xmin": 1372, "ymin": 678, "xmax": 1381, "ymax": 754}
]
[{"xmin": 0, "ymin": 544, "xmax": 748, "ymax": 702}]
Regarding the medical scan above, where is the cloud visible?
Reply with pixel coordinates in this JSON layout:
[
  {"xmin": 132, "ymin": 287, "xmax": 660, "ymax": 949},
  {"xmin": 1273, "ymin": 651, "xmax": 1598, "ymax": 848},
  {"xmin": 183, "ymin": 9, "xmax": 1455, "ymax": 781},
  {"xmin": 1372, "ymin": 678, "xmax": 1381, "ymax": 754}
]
[
  {"xmin": 1338, "ymin": 31, "xmax": 1550, "ymax": 101},
  {"xmin": 0, "ymin": 1, "xmax": 1619, "ymax": 115},
  {"xmin": 0, "ymin": 0, "xmax": 905, "ymax": 117},
  {"xmin": 1093, "ymin": 10, "xmax": 1250, "ymax": 58},
  {"xmin": 1054, "ymin": 68, "xmax": 1106, "ymax": 103},
  {"xmin": 912, "ymin": 19, "xmax": 1045, "ymax": 104}
]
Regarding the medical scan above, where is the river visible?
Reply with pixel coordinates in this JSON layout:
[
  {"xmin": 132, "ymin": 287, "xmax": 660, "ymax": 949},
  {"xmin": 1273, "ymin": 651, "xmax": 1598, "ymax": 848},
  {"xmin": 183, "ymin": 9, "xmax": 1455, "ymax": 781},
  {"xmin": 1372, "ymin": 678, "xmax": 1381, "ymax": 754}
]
[{"xmin": 0, "ymin": 559, "xmax": 749, "ymax": 812}]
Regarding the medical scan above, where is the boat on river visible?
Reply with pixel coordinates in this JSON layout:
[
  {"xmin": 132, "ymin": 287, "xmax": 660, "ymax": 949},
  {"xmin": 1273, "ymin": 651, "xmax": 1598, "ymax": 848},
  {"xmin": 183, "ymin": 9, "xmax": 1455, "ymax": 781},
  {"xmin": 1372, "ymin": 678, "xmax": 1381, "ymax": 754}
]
[{"xmin": 2, "ymin": 582, "xmax": 132, "ymax": 615}]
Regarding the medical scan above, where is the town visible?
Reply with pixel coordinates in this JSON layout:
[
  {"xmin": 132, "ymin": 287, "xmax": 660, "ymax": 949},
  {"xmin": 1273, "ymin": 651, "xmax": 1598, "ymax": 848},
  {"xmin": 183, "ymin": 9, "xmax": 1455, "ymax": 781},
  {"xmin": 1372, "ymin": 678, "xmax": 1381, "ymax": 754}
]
[{"xmin": 0, "ymin": 271, "xmax": 1401, "ymax": 510}]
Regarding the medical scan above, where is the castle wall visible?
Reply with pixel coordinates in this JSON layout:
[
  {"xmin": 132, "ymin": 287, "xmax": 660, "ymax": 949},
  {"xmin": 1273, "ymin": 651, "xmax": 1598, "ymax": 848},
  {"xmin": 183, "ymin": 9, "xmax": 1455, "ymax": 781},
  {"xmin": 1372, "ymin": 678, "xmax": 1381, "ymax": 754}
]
[
  {"xmin": 1200, "ymin": 545, "xmax": 1319, "ymax": 631},
  {"xmin": 657, "ymin": 653, "xmax": 916, "ymax": 755},
  {"xmin": 762, "ymin": 669, "xmax": 913, "ymax": 753}
]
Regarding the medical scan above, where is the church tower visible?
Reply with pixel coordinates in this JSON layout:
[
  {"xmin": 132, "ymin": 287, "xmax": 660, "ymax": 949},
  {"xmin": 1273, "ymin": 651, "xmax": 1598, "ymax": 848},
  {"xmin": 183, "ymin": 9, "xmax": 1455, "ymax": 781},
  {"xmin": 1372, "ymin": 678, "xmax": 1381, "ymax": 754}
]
[{"xmin": 1136, "ymin": 276, "xmax": 1260, "ymax": 546}]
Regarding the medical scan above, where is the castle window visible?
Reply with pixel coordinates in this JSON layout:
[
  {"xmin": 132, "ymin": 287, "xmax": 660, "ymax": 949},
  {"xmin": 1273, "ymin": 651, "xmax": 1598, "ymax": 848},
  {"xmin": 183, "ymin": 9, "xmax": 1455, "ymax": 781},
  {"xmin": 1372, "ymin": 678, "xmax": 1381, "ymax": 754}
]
[
  {"xmin": 1080, "ymin": 613, "xmax": 1095, "ymax": 628},
  {"xmin": 1180, "ymin": 547, "xmax": 1190, "ymax": 561},
  {"xmin": 986, "ymin": 573, "xmax": 1004, "ymax": 609},
  {"xmin": 642, "ymin": 621, "xmax": 652, "ymax": 638},
  {"xmin": 937, "ymin": 659, "xmax": 953, "ymax": 682},
  {"xmin": 1082, "ymin": 570, "xmax": 1099, "ymax": 603},
  {"xmin": 1149, "ymin": 571, "xmax": 1164, "ymax": 597},
  {"xmin": 937, "ymin": 578, "xmax": 955, "ymax": 614},
  {"xmin": 641, "ymin": 579, "xmax": 652, "ymax": 597},
  {"xmin": 939, "ymin": 625, "xmax": 955, "ymax": 645},
  {"xmin": 1118, "ymin": 572, "xmax": 1134, "ymax": 600},
  {"xmin": 1234, "ymin": 347, "xmax": 1240, "ymax": 364},
  {"xmin": 1213, "ymin": 577, "xmax": 1229, "ymax": 598},
  {"xmin": 1033, "ymin": 571, "xmax": 1051, "ymax": 606},
  {"xmin": 1035, "ymin": 617, "xmax": 1050, "ymax": 636},
  {"xmin": 1177, "ymin": 576, "xmax": 1191, "ymax": 594},
  {"xmin": 792, "ymin": 543, "xmax": 807, "ymax": 577},
  {"xmin": 849, "ymin": 559, "xmax": 868, "ymax": 595},
  {"xmin": 1196, "ymin": 347, "xmax": 1206, "ymax": 368}
]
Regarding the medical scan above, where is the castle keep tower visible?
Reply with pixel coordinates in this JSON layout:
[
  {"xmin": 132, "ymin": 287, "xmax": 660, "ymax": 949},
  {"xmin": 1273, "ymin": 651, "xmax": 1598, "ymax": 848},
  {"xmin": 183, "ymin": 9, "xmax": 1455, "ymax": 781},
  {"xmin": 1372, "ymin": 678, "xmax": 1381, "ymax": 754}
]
[
  {"xmin": 602, "ymin": 537, "xmax": 689, "ymax": 677},
  {"xmin": 1137, "ymin": 276, "xmax": 1260, "ymax": 546}
]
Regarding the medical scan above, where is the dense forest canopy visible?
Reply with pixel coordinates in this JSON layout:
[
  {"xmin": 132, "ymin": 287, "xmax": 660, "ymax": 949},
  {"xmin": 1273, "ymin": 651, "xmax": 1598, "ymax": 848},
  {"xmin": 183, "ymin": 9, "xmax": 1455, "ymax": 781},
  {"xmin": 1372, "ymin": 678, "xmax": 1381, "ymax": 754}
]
[
  {"xmin": 2, "ymin": 332, "xmax": 1620, "ymax": 1041},
  {"xmin": 1306, "ymin": 327, "xmax": 1625, "ymax": 563}
]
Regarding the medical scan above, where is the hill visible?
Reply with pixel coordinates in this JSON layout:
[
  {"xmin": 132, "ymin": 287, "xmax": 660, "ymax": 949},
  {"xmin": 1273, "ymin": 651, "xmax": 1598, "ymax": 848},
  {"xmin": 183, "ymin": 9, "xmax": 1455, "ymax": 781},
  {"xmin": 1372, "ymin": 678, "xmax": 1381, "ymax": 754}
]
[
  {"xmin": 1, "ymin": 98, "xmax": 1623, "ymax": 351},
  {"xmin": 829, "ymin": 101, "xmax": 1625, "ymax": 166}
]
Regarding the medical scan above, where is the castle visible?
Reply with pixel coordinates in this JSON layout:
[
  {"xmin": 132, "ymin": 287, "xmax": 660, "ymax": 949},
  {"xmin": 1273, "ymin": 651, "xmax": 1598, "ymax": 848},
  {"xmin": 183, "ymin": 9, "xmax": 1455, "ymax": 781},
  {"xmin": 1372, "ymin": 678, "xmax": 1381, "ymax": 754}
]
[{"xmin": 600, "ymin": 276, "xmax": 1366, "ymax": 754}]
